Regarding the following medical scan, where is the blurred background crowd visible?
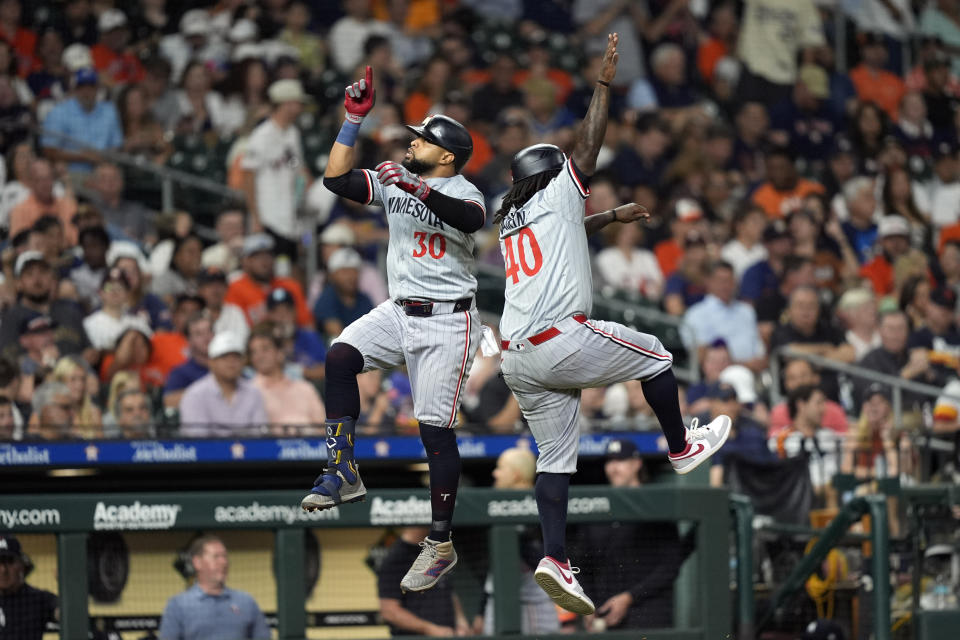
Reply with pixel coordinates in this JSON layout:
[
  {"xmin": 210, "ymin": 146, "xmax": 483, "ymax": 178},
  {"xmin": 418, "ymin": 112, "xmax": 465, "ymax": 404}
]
[{"xmin": 0, "ymin": 0, "xmax": 958, "ymax": 494}]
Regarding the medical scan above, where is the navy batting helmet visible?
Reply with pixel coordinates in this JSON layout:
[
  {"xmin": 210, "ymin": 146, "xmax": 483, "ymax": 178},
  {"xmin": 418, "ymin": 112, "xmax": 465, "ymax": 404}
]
[
  {"xmin": 405, "ymin": 115, "xmax": 473, "ymax": 172},
  {"xmin": 511, "ymin": 144, "xmax": 566, "ymax": 182}
]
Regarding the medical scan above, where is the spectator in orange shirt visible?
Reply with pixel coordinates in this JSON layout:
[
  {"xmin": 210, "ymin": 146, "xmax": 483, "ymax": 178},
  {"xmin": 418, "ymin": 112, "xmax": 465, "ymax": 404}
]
[
  {"xmin": 750, "ymin": 146, "xmax": 825, "ymax": 219},
  {"xmin": 860, "ymin": 216, "xmax": 913, "ymax": 296},
  {"xmin": 404, "ymin": 56, "xmax": 452, "ymax": 124},
  {"xmin": 654, "ymin": 198, "xmax": 707, "ymax": 278},
  {"xmin": 697, "ymin": 2, "xmax": 737, "ymax": 84},
  {"xmin": 91, "ymin": 9, "xmax": 144, "ymax": 88},
  {"xmin": 225, "ymin": 233, "xmax": 313, "ymax": 328},
  {"xmin": 0, "ymin": 0, "xmax": 35, "ymax": 76},
  {"xmin": 9, "ymin": 158, "xmax": 78, "ymax": 244},
  {"xmin": 849, "ymin": 33, "xmax": 906, "ymax": 121}
]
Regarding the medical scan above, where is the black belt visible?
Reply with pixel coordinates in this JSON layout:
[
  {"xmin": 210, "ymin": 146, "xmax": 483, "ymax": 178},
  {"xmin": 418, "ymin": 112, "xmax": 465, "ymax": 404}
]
[{"xmin": 396, "ymin": 297, "xmax": 473, "ymax": 317}]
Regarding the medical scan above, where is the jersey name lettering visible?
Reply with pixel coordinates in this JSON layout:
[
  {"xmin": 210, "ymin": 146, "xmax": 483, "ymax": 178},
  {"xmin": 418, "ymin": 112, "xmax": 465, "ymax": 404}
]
[
  {"xmin": 500, "ymin": 208, "xmax": 527, "ymax": 233},
  {"xmin": 387, "ymin": 196, "xmax": 446, "ymax": 230}
]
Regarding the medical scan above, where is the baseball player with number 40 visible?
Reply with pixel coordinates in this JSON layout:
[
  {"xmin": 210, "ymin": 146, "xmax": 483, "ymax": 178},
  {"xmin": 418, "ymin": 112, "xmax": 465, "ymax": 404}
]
[
  {"xmin": 301, "ymin": 66, "xmax": 488, "ymax": 593},
  {"xmin": 495, "ymin": 33, "xmax": 732, "ymax": 616}
]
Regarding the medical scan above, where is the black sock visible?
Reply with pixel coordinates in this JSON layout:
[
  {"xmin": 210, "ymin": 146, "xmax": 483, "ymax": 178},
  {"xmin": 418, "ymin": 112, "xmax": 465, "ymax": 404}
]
[
  {"xmin": 535, "ymin": 472, "xmax": 570, "ymax": 561},
  {"xmin": 419, "ymin": 423, "xmax": 460, "ymax": 542},
  {"xmin": 641, "ymin": 368, "xmax": 688, "ymax": 454},
  {"xmin": 324, "ymin": 343, "xmax": 365, "ymax": 419}
]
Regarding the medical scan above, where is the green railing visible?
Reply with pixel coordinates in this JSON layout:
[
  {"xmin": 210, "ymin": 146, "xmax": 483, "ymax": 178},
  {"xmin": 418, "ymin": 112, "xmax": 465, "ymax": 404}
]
[{"xmin": 1, "ymin": 486, "xmax": 730, "ymax": 640}]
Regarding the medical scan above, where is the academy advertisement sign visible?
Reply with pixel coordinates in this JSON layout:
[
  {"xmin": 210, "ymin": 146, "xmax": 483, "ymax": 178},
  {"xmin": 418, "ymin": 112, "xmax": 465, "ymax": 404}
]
[{"xmin": 93, "ymin": 501, "xmax": 182, "ymax": 530}]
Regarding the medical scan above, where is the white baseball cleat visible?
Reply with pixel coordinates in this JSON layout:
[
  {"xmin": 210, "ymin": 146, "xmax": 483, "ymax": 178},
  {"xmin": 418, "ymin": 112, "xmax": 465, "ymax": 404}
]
[
  {"xmin": 533, "ymin": 556, "xmax": 595, "ymax": 615},
  {"xmin": 400, "ymin": 537, "xmax": 458, "ymax": 593},
  {"xmin": 668, "ymin": 414, "xmax": 732, "ymax": 474}
]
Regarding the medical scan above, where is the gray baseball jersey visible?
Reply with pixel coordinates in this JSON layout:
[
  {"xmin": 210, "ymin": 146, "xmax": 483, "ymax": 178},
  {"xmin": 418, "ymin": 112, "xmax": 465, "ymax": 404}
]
[
  {"xmin": 362, "ymin": 170, "xmax": 484, "ymax": 301},
  {"xmin": 498, "ymin": 158, "xmax": 593, "ymax": 341},
  {"xmin": 497, "ymin": 158, "xmax": 674, "ymax": 473}
]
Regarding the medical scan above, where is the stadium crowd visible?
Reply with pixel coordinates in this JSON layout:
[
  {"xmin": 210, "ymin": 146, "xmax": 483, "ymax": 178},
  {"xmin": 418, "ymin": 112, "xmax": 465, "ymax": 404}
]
[{"xmin": 0, "ymin": 0, "xmax": 958, "ymax": 491}]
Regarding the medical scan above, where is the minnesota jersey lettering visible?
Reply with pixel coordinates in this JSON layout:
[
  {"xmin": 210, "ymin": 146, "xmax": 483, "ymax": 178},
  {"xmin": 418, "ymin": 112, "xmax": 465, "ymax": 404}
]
[{"xmin": 365, "ymin": 170, "xmax": 484, "ymax": 301}]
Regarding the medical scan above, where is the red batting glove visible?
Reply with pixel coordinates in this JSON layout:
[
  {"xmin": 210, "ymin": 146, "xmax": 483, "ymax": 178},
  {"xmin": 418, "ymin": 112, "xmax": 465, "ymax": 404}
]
[
  {"xmin": 375, "ymin": 161, "xmax": 431, "ymax": 200},
  {"xmin": 344, "ymin": 66, "xmax": 375, "ymax": 124}
]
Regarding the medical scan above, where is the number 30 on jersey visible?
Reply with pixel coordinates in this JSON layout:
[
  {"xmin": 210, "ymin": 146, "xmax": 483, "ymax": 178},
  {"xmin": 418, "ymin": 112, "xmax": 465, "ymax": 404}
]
[{"xmin": 503, "ymin": 227, "xmax": 543, "ymax": 284}]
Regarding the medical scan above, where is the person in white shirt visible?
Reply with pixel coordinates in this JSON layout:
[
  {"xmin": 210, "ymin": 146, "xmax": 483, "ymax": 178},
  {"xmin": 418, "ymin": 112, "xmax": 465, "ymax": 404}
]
[
  {"xmin": 197, "ymin": 267, "xmax": 249, "ymax": 345},
  {"xmin": 83, "ymin": 266, "xmax": 136, "ymax": 352},
  {"xmin": 924, "ymin": 140, "xmax": 960, "ymax": 229},
  {"xmin": 241, "ymin": 79, "xmax": 311, "ymax": 262},
  {"xmin": 721, "ymin": 204, "xmax": 768, "ymax": 282},
  {"xmin": 327, "ymin": 0, "xmax": 391, "ymax": 74},
  {"xmin": 836, "ymin": 287, "xmax": 881, "ymax": 360},
  {"xmin": 594, "ymin": 216, "xmax": 663, "ymax": 300}
]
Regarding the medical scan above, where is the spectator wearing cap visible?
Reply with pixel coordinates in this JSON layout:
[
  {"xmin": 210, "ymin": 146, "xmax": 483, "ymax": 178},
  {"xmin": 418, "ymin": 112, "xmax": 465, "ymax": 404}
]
[
  {"xmin": 240, "ymin": 78, "xmax": 310, "ymax": 261},
  {"xmin": 773, "ymin": 384, "xmax": 842, "ymax": 509},
  {"xmin": 249, "ymin": 324, "xmax": 325, "ymax": 434},
  {"xmin": 594, "ymin": 215, "xmax": 664, "ymax": 301},
  {"xmin": 860, "ymin": 215, "xmax": 915, "ymax": 295},
  {"xmin": 25, "ymin": 380, "xmax": 74, "ymax": 440},
  {"xmin": 662, "ymin": 229, "xmax": 709, "ymax": 316},
  {"xmin": 225, "ymin": 233, "xmax": 313, "ymax": 328},
  {"xmin": 0, "ymin": 250, "xmax": 91, "ymax": 363},
  {"xmin": 69, "ymin": 225, "xmax": 110, "ymax": 310},
  {"xmin": 201, "ymin": 208, "xmax": 245, "ymax": 273},
  {"xmin": 40, "ymin": 66, "xmax": 123, "ymax": 177},
  {"xmin": 925, "ymin": 139, "xmax": 960, "ymax": 228},
  {"xmin": 739, "ymin": 220, "xmax": 793, "ymax": 303},
  {"xmin": 91, "ymin": 9, "xmax": 144, "ymax": 87},
  {"xmin": 163, "ymin": 312, "xmax": 214, "ymax": 410},
  {"xmin": 8, "ymin": 158, "xmax": 78, "ymax": 245},
  {"xmin": 83, "ymin": 267, "xmax": 137, "ymax": 352},
  {"xmin": 571, "ymin": 438, "xmax": 693, "ymax": 630},
  {"xmin": 88, "ymin": 162, "xmax": 158, "ymax": 241},
  {"xmin": 721, "ymin": 204, "xmax": 768, "ymax": 282},
  {"xmin": 151, "ymin": 233, "xmax": 204, "ymax": 305},
  {"xmin": 313, "ymin": 248, "xmax": 374, "ymax": 340},
  {"xmin": 309, "ymin": 222, "xmax": 388, "ymax": 307},
  {"xmin": 0, "ymin": 533, "xmax": 59, "ymax": 639},
  {"xmin": 107, "ymin": 241, "xmax": 173, "ymax": 331},
  {"xmin": 849, "ymin": 33, "xmax": 906, "ymax": 120},
  {"xmin": 750, "ymin": 146, "xmax": 825, "ymax": 219},
  {"xmin": 17, "ymin": 314, "xmax": 58, "ymax": 378},
  {"xmin": 754, "ymin": 255, "xmax": 816, "ymax": 340},
  {"xmin": 768, "ymin": 64, "xmax": 840, "ymax": 165},
  {"xmin": 159, "ymin": 9, "xmax": 226, "ymax": 84},
  {"xmin": 265, "ymin": 287, "xmax": 325, "ymax": 382},
  {"xmin": 769, "ymin": 358, "xmax": 849, "ymax": 437},
  {"xmin": 705, "ymin": 382, "xmax": 774, "ymax": 488},
  {"xmin": 684, "ymin": 260, "xmax": 766, "ymax": 370},
  {"xmin": 908, "ymin": 285, "xmax": 960, "ymax": 383},
  {"xmin": 611, "ymin": 113, "xmax": 671, "ymax": 189},
  {"xmin": 654, "ymin": 198, "xmax": 707, "ymax": 279},
  {"xmin": 197, "ymin": 267, "xmax": 249, "ymax": 344},
  {"xmin": 179, "ymin": 332, "xmax": 267, "ymax": 437},
  {"xmin": 838, "ymin": 177, "xmax": 879, "ymax": 263}
]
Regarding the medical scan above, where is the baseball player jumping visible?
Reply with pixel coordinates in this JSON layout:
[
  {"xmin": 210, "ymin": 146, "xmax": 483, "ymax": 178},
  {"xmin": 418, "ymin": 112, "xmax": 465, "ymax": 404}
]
[
  {"xmin": 301, "ymin": 67, "xmax": 485, "ymax": 593},
  {"xmin": 495, "ymin": 34, "xmax": 732, "ymax": 615}
]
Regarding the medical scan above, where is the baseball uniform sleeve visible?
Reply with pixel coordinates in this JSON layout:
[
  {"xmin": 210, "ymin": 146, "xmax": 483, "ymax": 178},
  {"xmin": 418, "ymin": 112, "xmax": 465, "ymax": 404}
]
[{"xmin": 539, "ymin": 158, "xmax": 590, "ymax": 224}]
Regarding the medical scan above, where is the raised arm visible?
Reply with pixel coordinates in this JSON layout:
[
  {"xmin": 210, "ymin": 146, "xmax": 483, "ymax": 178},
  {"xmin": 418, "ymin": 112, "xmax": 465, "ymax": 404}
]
[
  {"xmin": 571, "ymin": 33, "xmax": 619, "ymax": 176},
  {"xmin": 322, "ymin": 67, "xmax": 378, "ymax": 203}
]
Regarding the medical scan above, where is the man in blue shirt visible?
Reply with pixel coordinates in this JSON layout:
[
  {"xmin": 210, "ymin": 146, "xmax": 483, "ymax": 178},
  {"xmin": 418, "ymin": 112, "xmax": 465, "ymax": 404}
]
[
  {"xmin": 266, "ymin": 287, "xmax": 326, "ymax": 382},
  {"xmin": 159, "ymin": 535, "xmax": 269, "ymax": 640},
  {"xmin": 41, "ymin": 68, "xmax": 123, "ymax": 177},
  {"xmin": 163, "ymin": 311, "xmax": 212, "ymax": 409}
]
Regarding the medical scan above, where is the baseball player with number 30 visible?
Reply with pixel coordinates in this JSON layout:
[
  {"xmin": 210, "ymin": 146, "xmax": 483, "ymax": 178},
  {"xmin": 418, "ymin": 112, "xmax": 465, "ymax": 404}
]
[
  {"xmin": 300, "ymin": 66, "xmax": 486, "ymax": 593},
  {"xmin": 495, "ymin": 33, "xmax": 732, "ymax": 615}
]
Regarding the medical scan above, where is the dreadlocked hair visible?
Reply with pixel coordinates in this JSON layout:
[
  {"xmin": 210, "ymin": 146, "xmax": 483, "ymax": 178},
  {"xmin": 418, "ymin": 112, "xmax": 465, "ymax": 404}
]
[{"xmin": 494, "ymin": 168, "xmax": 562, "ymax": 224}]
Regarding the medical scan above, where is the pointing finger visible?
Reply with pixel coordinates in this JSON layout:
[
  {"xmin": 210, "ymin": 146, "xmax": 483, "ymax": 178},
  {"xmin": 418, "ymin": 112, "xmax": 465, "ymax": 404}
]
[{"xmin": 365, "ymin": 65, "xmax": 374, "ymax": 88}]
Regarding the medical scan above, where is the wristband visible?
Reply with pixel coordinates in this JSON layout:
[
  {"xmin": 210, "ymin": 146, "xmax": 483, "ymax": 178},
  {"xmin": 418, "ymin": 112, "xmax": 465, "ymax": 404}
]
[
  {"xmin": 611, "ymin": 209, "xmax": 618, "ymax": 223},
  {"xmin": 336, "ymin": 119, "xmax": 361, "ymax": 146},
  {"xmin": 597, "ymin": 80, "xmax": 610, "ymax": 87}
]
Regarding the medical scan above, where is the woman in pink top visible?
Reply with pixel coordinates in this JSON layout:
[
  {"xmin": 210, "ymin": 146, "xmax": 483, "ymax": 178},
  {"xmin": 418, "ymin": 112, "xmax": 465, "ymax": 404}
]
[{"xmin": 249, "ymin": 325, "xmax": 325, "ymax": 436}]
